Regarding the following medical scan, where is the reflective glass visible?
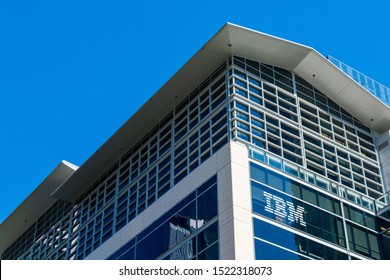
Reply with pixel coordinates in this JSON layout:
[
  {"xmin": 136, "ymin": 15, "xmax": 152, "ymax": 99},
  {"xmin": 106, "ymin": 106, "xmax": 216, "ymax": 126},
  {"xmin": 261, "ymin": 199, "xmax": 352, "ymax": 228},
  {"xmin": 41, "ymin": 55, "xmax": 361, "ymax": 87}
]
[
  {"xmin": 197, "ymin": 222, "xmax": 218, "ymax": 252},
  {"xmin": 168, "ymin": 237, "xmax": 196, "ymax": 260},
  {"xmin": 136, "ymin": 217, "xmax": 174, "ymax": 259},
  {"xmin": 255, "ymin": 239, "xmax": 306, "ymax": 260},
  {"xmin": 254, "ymin": 218, "xmax": 348, "ymax": 260},
  {"xmin": 176, "ymin": 201, "xmax": 197, "ymax": 237},
  {"xmin": 116, "ymin": 247, "xmax": 135, "ymax": 260},
  {"xmin": 252, "ymin": 181, "xmax": 345, "ymax": 247},
  {"xmin": 197, "ymin": 242, "xmax": 219, "ymax": 260},
  {"xmin": 346, "ymin": 222, "xmax": 382, "ymax": 259},
  {"xmin": 108, "ymin": 177, "xmax": 218, "ymax": 260},
  {"xmin": 198, "ymin": 186, "xmax": 218, "ymax": 224}
]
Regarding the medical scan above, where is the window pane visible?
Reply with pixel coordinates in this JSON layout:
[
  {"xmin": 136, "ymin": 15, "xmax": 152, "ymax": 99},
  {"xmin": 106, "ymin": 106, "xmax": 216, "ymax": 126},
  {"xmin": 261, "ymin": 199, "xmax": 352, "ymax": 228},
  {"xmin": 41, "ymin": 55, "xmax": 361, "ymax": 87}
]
[
  {"xmin": 197, "ymin": 222, "xmax": 218, "ymax": 251},
  {"xmin": 197, "ymin": 186, "xmax": 218, "ymax": 223}
]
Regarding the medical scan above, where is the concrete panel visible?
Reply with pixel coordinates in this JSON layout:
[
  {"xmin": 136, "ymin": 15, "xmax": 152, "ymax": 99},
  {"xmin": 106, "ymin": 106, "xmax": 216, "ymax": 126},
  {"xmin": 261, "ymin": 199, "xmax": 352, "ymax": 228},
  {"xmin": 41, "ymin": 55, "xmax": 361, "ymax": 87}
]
[{"xmin": 229, "ymin": 141, "xmax": 254, "ymax": 260}]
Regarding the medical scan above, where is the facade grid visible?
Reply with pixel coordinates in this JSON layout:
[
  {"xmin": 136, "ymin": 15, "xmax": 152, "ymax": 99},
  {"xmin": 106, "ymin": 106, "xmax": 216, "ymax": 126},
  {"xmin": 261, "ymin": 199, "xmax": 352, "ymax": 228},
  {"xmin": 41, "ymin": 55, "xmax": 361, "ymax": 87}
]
[{"xmin": 228, "ymin": 55, "xmax": 384, "ymax": 199}]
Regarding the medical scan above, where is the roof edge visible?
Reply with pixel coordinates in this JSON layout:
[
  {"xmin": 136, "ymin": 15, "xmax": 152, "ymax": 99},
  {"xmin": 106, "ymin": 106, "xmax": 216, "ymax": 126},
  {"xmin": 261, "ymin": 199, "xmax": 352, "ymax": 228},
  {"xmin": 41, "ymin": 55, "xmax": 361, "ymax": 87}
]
[{"xmin": 0, "ymin": 161, "xmax": 78, "ymax": 255}]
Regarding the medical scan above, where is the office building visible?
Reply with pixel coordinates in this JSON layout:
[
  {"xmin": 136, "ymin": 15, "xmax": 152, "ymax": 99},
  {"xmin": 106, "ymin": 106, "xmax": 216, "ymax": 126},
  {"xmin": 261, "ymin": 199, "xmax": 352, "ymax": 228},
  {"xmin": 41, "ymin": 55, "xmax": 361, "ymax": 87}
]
[{"xmin": 1, "ymin": 23, "xmax": 390, "ymax": 260}]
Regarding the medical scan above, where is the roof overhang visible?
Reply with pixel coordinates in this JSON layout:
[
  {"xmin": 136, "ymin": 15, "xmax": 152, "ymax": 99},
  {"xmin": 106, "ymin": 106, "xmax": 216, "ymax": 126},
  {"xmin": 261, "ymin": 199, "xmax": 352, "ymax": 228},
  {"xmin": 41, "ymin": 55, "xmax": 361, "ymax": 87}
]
[
  {"xmin": 294, "ymin": 51, "xmax": 390, "ymax": 133},
  {"xmin": 52, "ymin": 23, "xmax": 390, "ymax": 204},
  {"xmin": 0, "ymin": 161, "xmax": 78, "ymax": 255}
]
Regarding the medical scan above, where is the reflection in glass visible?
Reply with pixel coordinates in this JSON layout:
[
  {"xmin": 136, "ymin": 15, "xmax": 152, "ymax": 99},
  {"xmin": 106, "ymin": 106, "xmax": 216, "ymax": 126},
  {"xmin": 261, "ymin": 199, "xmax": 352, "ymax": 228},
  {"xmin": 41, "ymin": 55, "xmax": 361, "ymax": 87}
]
[
  {"xmin": 253, "ymin": 218, "xmax": 348, "ymax": 260},
  {"xmin": 108, "ymin": 177, "xmax": 219, "ymax": 260},
  {"xmin": 255, "ymin": 239, "xmax": 308, "ymax": 260}
]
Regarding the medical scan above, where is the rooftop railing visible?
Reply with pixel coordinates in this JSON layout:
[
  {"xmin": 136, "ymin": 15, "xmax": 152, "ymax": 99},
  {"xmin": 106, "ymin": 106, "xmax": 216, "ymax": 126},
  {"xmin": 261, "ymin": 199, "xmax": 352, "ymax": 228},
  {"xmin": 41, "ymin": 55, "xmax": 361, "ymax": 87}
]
[{"xmin": 328, "ymin": 56, "xmax": 390, "ymax": 108}]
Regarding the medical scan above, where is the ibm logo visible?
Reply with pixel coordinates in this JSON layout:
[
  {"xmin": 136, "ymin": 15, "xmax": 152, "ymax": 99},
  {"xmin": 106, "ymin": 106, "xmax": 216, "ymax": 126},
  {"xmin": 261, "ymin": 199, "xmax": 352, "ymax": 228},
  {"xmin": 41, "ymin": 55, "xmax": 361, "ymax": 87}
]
[{"xmin": 263, "ymin": 191, "xmax": 306, "ymax": 227}]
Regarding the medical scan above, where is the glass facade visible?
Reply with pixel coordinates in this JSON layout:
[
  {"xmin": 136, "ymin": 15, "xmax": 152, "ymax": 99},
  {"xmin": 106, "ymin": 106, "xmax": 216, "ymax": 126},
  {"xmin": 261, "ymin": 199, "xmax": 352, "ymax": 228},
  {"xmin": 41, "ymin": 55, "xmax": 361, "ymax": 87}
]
[
  {"xmin": 107, "ymin": 175, "xmax": 218, "ymax": 260},
  {"xmin": 328, "ymin": 56, "xmax": 390, "ymax": 107},
  {"xmin": 251, "ymin": 162, "xmax": 385, "ymax": 259}
]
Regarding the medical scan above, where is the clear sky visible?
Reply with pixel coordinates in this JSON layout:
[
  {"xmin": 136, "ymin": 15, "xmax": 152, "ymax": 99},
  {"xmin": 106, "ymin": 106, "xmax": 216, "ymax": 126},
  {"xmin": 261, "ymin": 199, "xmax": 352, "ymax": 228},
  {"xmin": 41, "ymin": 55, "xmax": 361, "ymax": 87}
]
[{"xmin": 1, "ymin": 0, "xmax": 389, "ymax": 223}]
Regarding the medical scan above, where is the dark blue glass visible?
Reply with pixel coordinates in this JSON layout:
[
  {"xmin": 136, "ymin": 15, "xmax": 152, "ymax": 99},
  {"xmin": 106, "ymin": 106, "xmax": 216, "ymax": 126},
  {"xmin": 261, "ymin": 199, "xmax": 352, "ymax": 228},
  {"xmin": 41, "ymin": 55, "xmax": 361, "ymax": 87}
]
[
  {"xmin": 212, "ymin": 107, "xmax": 227, "ymax": 124},
  {"xmin": 267, "ymin": 171, "xmax": 284, "ymax": 192},
  {"xmin": 197, "ymin": 222, "xmax": 218, "ymax": 251},
  {"xmin": 254, "ymin": 218, "xmax": 299, "ymax": 252},
  {"xmin": 168, "ymin": 237, "xmax": 196, "ymax": 260},
  {"xmin": 325, "ymin": 247, "xmax": 348, "ymax": 260},
  {"xmin": 250, "ymin": 162, "xmax": 267, "ymax": 183},
  {"xmin": 254, "ymin": 218, "xmax": 348, "ymax": 260},
  {"xmin": 176, "ymin": 201, "xmax": 197, "ymax": 237},
  {"xmin": 116, "ymin": 247, "xmax": 135, "ymax": 260},
  {"xmin": 197, "ymin": 242, "xmax": 219, "ymax": 260},
  {"xmin": 197, "ymin": 186, "xmax": 217, "ymax": 224},
  {"xmin": 136, "ymin": 217, "xmax": 175, "ymax": 259},
  {"xmin": 255, "ymin": 239, "xmax": 306, "ymax": 260},
  {"xmin": 197, "ymin": 175, "xmax": 217, "ymax": 194}
]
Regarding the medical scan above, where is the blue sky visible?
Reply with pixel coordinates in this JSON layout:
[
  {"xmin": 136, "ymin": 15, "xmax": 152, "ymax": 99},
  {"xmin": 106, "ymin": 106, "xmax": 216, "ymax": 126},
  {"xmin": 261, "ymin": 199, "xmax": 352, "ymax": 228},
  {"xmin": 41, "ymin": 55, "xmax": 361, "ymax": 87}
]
[{"xmin": 1, "ymin": 0, "xmax": 389, "ymax": 223}]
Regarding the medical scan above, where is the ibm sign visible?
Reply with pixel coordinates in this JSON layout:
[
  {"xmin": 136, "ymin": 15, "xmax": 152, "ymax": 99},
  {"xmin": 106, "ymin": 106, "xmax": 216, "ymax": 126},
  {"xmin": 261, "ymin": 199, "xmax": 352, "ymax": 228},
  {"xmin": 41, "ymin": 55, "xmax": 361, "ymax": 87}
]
[{"xmin": 263, "ymin": 191, "xmax": 306, "ymax": 227}]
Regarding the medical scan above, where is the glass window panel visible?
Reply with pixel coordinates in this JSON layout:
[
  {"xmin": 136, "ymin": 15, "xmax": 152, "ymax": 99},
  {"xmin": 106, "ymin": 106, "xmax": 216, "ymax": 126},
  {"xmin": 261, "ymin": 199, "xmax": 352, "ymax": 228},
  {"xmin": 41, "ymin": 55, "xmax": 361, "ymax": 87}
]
[
  {"xmin": 236, "ymin": 130, "xmax": 249, "ymax": 141},
  {"xmin": 197, "ymin": 222, "xmax": 218, "ymax": 252},
  {"xmin": 279, "ymin": 108, "xmax": 297, "ymax": 122},
  {"xmin": 236, "ymin": 111, "xmax": 249, "ymax": 121},
  {"xmin": 255, "ymin": 239, "xmax": 304, "ymax": 260},
  {"xmin": 267, "ymin": 172, "xmax": 284, "ymax": 192},
  {"xmin": 278, "ymin": 91, "xmax": 296, "ymax": 104},
  {"xmin": 254, "ymin": 218, "xmax": 297, "ymax": 251},
  {"xmin": 168, "ymin": 237, "xmax": 196, "ymax": 260},
  {"xmin": 252, "ymin": 128, "xmax": 265, "ymax": 139},
  {"xmin": 251, "ymin": 118, "xmax": 264, "ymax": 129},
  {"xmin": 284, "ymin": 178, "xmax": 302, "ymax": 199},
  {"xmin": 265, "ymin": 101, "xmax": 277, "ymax": 111},
  {"xmin": 364, "ymin": 214, "xmax": 376, "ymax": 230},
  {"xmin": 235, "ymin": 101, "xmax": 248, "ymax": 112},
  {"xmin": 353, "ymin": 226, "xmax": 369, "ymax": 255},
  {"xmin": 197, "ymin": 241, "xmax": 219, "ymax": 260},
  {"xmin": 263, "ymin": 83, "xmax": 276, "ymax": 94},
  {"xmin": 234, "ymin": 78, "xmax": 246, "ymax": 89},
  {"xmin": 250, "ymin": 108, "xmax": 263, "ymax": 119},
  {"xmin": 117, "ymin": 247, "xmax": 135, "ymax": 260},
  {"xmin": 197, "ymin": 186, "xmax": 218, "ymax": 224},
  {"xmin": 176, "ymin": 201, "xmax": 197, "ymax": 240},
  {"xmin": 249, "ymin": 85, "xmax": 261, "ymax": 95},
  {"xmin": 237, "ymin": 121, "xmax": 250, "ymax": 131},
  {"xmin": 249, "ymin": 77, "xmax": 260, "ymax": 87},
  {"xmin": 249, "ymin": 94, "xmax": 262, "ymax": 105},
  {"xmin": 368, "ymin": 233, "xmax": 381, "ymax": 259},
  {"xmin": 301, "ymin": 186, "xmax": 318, "ymax": 205},
  {"xmin": 281, "ymin": 123, "xmax": 299, "ymax": 136},
  {"xmin": 136, "ymin": 221, "xmax": 172, "ymax": 260},
  {"xmin": 268, "ymin": 154, "xmax": 282, "ymax": 167},
  {"xmin": 318, "ymin": 193, "xmax": 334, "ymax": 213},
  {"xmin": 252, "ymin": 137, "xmax": 265, "ymax": 149}
]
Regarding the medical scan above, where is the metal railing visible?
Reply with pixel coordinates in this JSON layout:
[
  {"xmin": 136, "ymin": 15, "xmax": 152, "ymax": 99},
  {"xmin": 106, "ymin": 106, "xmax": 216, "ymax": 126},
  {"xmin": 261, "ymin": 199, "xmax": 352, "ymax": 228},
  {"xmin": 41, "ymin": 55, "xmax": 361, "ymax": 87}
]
[{"xmin": 328, "ymin": 56, "xmax": 390, "ymax": 108}]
